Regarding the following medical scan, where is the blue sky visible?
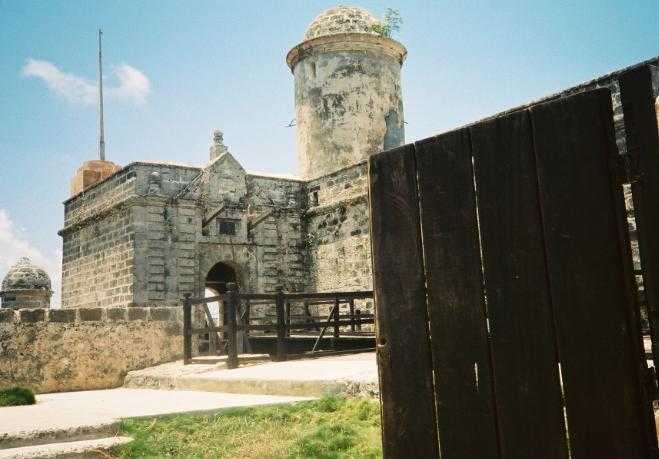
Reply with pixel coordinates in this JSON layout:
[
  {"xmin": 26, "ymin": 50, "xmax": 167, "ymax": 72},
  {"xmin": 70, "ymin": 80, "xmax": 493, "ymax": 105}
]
[{"xmin": 1, "ymin": 0, "xmax": 657, "ymax": 306}]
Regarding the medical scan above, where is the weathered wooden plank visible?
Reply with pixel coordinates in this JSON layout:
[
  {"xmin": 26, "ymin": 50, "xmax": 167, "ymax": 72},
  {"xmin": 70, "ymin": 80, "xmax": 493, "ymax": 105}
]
[
  {"xmin": 619, "ymin": 66, "xmax": 659, "ymax": 394},
  {"xmin": 470, "ymin": 110, "xmax": 568, "ymax": 459},
  {"xmin": 368, "ymin": 144, "xmax": 440, "ymax": 459},
  {"xmin": 415, "ymin": 130, "xmax": 499, "ymax": 459},
  {"xmin": 183, "ymin": 294, "xmax": 192, "ymax": 364},
  {"xmin": 275, "ymin": 286, "xmax": 287, "ymax": 361},
  {"xmin": 531, "ymin": 89, "xmax": 650, "ymax": 458}
]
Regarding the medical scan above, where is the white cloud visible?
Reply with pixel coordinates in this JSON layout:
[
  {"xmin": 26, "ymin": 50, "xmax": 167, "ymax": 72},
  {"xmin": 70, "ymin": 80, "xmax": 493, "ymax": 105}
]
[
  {"xmin": 110, "ymin": 64, "xmax": 151, "ymax": 105},
  {"xmin": 22, "ymin": 58, "xmax": 151, "ymax": 106},
  {"xmin": 0, "ymin": 209, "xmax": 62, "ymax": 308},
  {"xmin": 22, "ymin": 59, "xmax": 97, "ymax": 104}
]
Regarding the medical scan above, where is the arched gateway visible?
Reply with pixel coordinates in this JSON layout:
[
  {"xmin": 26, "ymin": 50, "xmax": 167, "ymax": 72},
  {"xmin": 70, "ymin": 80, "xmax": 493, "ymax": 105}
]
[
  {"xmin": 204, "ymin": 261, "xmax": 238, "ymax": 324},
  {"xmin": 205, "ymin": 262, "xmax": 238, "ymax": 295}
]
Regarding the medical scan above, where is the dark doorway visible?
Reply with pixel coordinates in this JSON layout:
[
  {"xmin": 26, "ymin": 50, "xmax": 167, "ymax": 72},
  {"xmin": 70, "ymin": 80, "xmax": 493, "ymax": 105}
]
[{"xmin": 205, "ymin": 262, "xmax": 237, "ymax": 295}]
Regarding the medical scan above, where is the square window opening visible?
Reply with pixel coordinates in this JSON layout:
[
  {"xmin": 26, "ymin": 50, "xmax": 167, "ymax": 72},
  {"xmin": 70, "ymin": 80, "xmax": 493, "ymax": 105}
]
[{"xmin": 218, "ymin": 219, "xmax": 237, "ymax": 236}]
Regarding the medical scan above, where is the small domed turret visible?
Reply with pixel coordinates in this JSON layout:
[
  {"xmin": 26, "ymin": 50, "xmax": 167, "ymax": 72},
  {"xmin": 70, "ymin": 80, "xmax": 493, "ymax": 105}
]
[{"xmin": 1, "ymin": 257, "xmax": 52, "ymax": 309}]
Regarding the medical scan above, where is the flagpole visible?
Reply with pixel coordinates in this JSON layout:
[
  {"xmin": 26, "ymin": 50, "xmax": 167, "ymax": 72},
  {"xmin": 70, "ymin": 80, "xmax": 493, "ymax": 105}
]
[{"xmin": 98, "ymin": 29, "xmax": 106, "ymax": 161}]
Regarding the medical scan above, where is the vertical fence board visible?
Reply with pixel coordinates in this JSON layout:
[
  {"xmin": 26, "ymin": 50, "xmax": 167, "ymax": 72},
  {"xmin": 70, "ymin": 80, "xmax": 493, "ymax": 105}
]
[
  {"xmin": 531, "ymin": 89, "xmax": 648, "ymax": 458},
  {"xmin": 368, "ymin": 144, "xmax": 440, "ymax": 459},
  {"xmin": 620, "ymin": 66, "xmax": 659, "ymax": 385},
  {"xmin": 415, "ymin": 130, "xmax": 499, "ymax": 459},
  {"xmin": 470, "ymin": 111, "xmax": 568, "ymax": 459}
]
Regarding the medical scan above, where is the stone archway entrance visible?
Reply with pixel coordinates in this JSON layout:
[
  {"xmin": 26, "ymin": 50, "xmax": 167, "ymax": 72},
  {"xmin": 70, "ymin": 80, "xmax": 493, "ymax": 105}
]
[{"xmin": 205, "ymin": 262, "xmax": 237, "ymax": 295}]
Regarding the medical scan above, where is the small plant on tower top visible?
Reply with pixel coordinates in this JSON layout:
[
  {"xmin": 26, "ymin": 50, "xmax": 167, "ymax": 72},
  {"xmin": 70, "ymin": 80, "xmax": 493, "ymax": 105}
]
[{"xmin": 372, "ymin": 8, "xmax": 402, "ymax": 38}]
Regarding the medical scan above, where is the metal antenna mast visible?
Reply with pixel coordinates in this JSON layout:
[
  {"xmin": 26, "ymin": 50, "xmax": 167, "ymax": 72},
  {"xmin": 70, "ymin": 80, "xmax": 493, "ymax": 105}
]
[{"xmin": 98, "ymin": 29, "xmax": 106, "ymax": 161}]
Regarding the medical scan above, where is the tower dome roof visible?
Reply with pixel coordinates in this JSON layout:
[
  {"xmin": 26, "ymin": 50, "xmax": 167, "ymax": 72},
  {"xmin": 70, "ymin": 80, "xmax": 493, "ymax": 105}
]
[
  {"xmin": 1, "ymin": 257, "xmax": 51, "ymax": 292},
  {"xmin": 303, "ymin": 5, "xmax": 380, "ymax": 41}
]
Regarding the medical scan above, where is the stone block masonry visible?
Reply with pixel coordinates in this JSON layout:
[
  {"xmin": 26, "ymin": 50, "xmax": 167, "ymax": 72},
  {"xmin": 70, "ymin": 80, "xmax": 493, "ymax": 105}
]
[
  {"xmin": 0, "ymin": 307, "xmax": 184, "ymax": 393},
  {"xmin": 304, "ymin": 162, "xmax": 372, "ymax": 293},
  {"xmin": 303, "ymin": 162, "xmax": 374, "ymax": 322},
  {"xmin": 246, "ymin": 174, "xmax": 307, "ymax": 293},
  {"xmin": 60, "ymin": 166, "xmax": 139, "ymax": 308}
]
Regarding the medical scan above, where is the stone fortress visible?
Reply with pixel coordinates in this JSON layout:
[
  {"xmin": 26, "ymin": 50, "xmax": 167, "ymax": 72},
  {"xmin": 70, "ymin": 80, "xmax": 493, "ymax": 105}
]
[
  {"xmin": 1, "ymin": 5, "xmax": 404, "ymax": 392},
  {"xmin": 0, "ymin": 6, "xmax": 404, "ymax": 392},
  {"xmin": 55, "ymin": 5, "xmax": 405, "ymax": 311}
]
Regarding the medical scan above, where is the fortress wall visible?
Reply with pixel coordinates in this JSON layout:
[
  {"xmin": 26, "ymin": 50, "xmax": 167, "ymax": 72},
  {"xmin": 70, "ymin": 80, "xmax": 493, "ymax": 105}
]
[
  {"xmin": 63, "ymin": 166, "xmax": 137, "ymax": 228},
  {"xmin": 61, "ymin": 206, "xmax": 135, "ymax": 308},
  {"xmin": 132, "ymin": 201, "xmax": 201, "ymax": 306},
  {"xmin": 246, "ymin": 175, "xmax": 308, "ymax": 293},
  {"xmin": 304, "ymin": 162, "xmax": 372, "ymax": 291},
  {"xmin": 304, "ymin": 162, "xmax": 373, "ymax": 322},
  {"xmin": 303, "ymin": 163, "xmax": 374, "ymax": 318},
  {"xmin": 131, "ymin": 163, "xmax": 211, "ymax": 306},
  {"xmin": 61, "ymin": 166, "xmax": 140, "ymax": 308},
  {"xmin": 62, "ymin": 163, "xmax": 204, "ymax": 309},
  {"xmin": 0, "ymin": 306, "xmax": 183, "ymax": 393}
]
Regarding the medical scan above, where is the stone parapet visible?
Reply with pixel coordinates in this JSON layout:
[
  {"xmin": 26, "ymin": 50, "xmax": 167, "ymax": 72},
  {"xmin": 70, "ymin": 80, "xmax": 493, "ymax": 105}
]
[
  {"xmin": 0, "ymin": 306, "xmax": 182, "ymax": 324},
  {"xmin": 286, "ymin": 32, "xmax": 406, "ymax": 71}
]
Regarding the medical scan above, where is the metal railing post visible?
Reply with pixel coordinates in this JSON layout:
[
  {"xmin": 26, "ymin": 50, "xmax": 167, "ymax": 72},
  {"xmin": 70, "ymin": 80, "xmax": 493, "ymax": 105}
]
[
  {"xmin": 183, "ymin": 293, "xmax": 192, "ymax": 364},
  {"xmin": 226, "ymin": 282, "xmax": 239, "ymax": 369},
  {"xmin": 275, "ymin": 285, "xmax": 287, "ymax": 361}
]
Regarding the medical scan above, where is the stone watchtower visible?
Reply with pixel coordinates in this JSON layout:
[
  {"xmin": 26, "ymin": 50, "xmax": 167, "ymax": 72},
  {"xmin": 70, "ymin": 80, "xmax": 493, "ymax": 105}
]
[
  {"xmin": 287, "ymin": 6, "xmax": 407, "ymax": 180},
  {"xmin": 0, "ymin": 257, "xmax": 52, "ymax": 309}
]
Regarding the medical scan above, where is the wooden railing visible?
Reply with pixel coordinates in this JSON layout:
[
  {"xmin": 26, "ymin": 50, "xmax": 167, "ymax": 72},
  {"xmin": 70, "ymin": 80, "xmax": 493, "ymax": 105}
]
[{"xmin": 182, "ymin": 283, "xmax": 374, "ymax": 368}]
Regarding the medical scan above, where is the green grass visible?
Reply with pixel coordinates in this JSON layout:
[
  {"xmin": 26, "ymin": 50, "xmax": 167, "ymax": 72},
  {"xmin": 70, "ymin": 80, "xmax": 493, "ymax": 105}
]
[
  {"xmin": 114, "ymin": 395, "xmax": 382, "ymax": 458},
  {"xmin": 0, "ymin": 387, "xmax": 36, "ymax": 407}
]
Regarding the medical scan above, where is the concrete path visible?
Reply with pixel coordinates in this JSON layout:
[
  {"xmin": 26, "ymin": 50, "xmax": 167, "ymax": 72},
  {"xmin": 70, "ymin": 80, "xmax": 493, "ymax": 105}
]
[
  {"xmin": 0, "ymin": 437, "xmax": 132, "ymax": 459},
  {"xmin": 124, "ymin": 351, "xmax": 379, "ymax": 397},
  {"xmin": 0, "ymin": 388, "xmax": 310, "ymax": 449}
]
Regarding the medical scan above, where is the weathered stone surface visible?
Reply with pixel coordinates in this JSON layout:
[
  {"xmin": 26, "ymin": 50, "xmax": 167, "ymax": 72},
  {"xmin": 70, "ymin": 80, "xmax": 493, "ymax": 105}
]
[
  {"xmin": 304, "ymin": 162, "xmax": 372, "ymax": 296},
  {"xmin": 0, "ymin": 309, "xmax": 15, "ymax": 322},
  {"xmin": 303, "ymin": 6, "xmax": 381, "ymax": 41},
  {"xmin": 0, "ymin": 257, "xmax": 52, "ymax": 309},
  {"xmin": 288, "ymin": 27, "xmax": 406, "ymax": 180},
  {"xmin": 79, "ymin": 308, "xmax": 103, "ymax": 321},
  {"xmin": 49, "ymin": 309, "xmax": 76, "ymax": 323},
  {"xmin": 0, "ymin": 307, "xmax": 184, "ymax": 393},
  {"xmin": 107, "ymin": 308, "xmax": 127, "ymax": 321},
  {"xmin": 149, "ymin": 307, "xmax": 172, "ymax": 321},
  {"xmin": 18, "ymin": 308, "xmax": 45, "ymax": 323},
  {"xmin": 128, "ymin": 308, "xmax": 147, "ymax": 321}
]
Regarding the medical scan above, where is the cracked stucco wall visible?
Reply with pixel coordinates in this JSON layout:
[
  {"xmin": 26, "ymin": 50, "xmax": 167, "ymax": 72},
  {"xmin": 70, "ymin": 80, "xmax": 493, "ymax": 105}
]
[{"xmin": 294, "ymin": 48, "xmax": 404, "ymax": 180}]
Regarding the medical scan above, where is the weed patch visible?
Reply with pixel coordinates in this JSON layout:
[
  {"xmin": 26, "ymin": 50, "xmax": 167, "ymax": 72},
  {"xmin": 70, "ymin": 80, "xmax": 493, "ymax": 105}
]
[{"xmin": 0, "ymin": 387, "xmax": 35, "ymax": 407}]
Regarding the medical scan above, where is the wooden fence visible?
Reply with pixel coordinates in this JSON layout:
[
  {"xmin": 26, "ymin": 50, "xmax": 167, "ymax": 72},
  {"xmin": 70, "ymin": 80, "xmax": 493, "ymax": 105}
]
[
  {"xmin": 182, "ymin": 285, "xmax": 374, "ymax": 368},
  {"xmin": 369, "ymin": 76, "xmax": 659, "ymax": 458}
]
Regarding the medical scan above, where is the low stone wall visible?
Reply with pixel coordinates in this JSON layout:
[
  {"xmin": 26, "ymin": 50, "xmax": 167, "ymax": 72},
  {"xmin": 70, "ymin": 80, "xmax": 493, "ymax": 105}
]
[{"xmin": 0, "ymin": 307, "xmax": 183, "ymax": 393}]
